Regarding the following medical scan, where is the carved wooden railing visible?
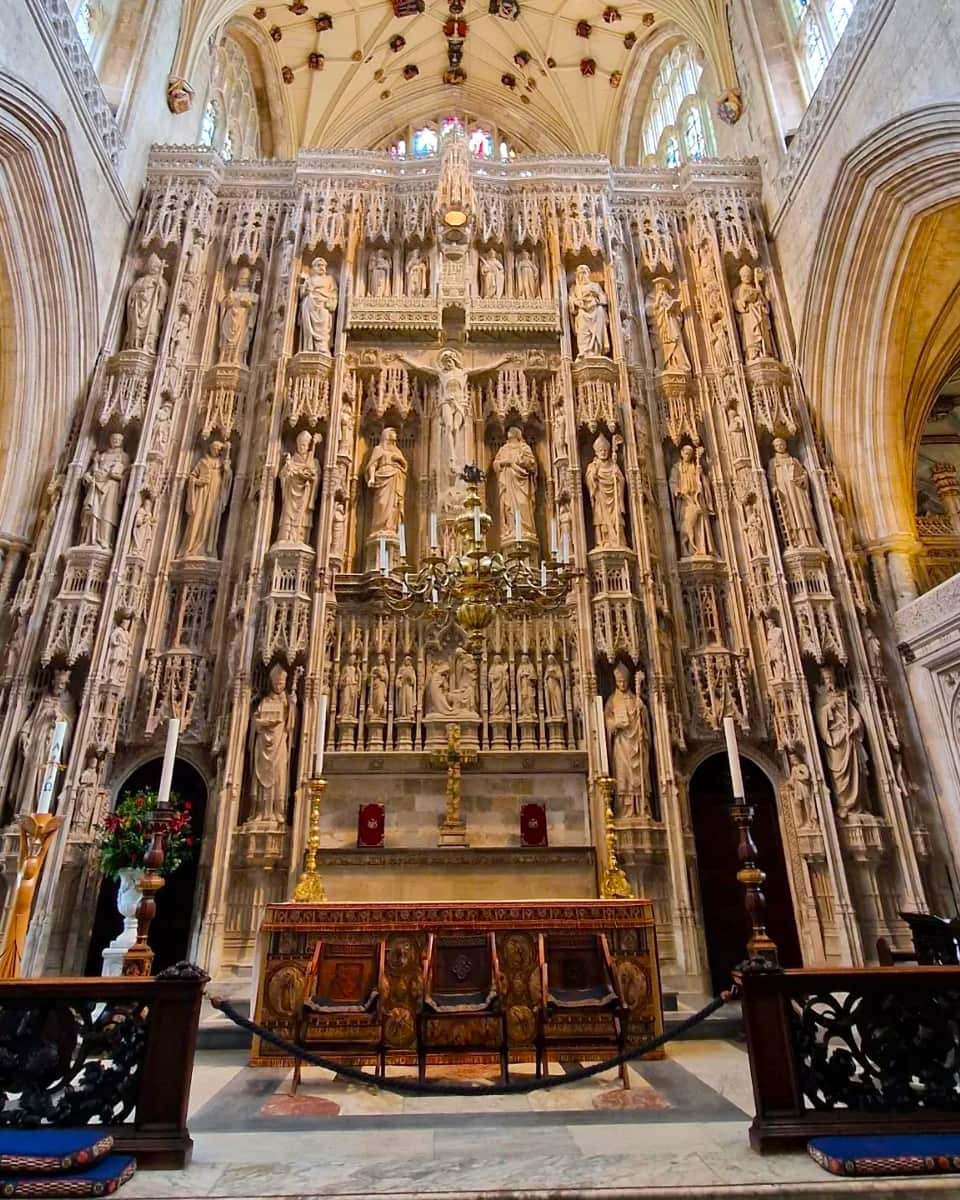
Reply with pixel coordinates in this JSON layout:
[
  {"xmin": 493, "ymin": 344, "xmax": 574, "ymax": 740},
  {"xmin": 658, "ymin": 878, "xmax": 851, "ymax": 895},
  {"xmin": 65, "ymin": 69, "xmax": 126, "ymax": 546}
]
[
  {"xmin": 0, "ymin": 966, "xmax": 205, "ymax": 1168},
  {"xmin": 741, "ymin": 966, "xmax": 960, "ymax": 1151}
]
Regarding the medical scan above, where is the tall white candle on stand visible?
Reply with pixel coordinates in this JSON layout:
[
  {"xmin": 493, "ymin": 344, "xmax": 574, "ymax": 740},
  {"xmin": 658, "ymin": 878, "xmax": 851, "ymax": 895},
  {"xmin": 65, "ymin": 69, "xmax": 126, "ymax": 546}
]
[
  {"xmin": 550, "ymin": 518, "xmax": 558, "ymax": 557},
  {"xmin": 473, "ymin": 508, "xmax": 481, "ymax": 543},
  {"xmin": 540, "ymin": 559, "xmax": 547, "ymax": 587},
  {"xmin": 36, "ymin": 720, "xmax": 68, "ymax": 815},
  {"xmin": 561, "ymin": 529, "xmax": 570, "ymax": 564},
  {"xmin": 513, "ymin": 510, "xmax": 521, "ymax": 543},
  {"xmin": 398, "ymin": 522, "xmax": 407, "ymax": 561},
  {"xmin": 379, "ymin": 536, "xmax": 388, "ymax": 575},
  {"xmin": 156, "ymin": 718, "xmax": 180, "ymax": 808},
  {"xmin": 594, "ymin": 695, "xmax": 609, "ymax": 776},
  {"xmin": 314, "ymin": 695, "xmax": 328, "ymax": 778},
  {"xmin": 723, "ymin": 716, "xmax": 745, "ymax": 799},
  {"xmin": 429, "ymin": 512, "xmax": 438, "ymax": 550}
]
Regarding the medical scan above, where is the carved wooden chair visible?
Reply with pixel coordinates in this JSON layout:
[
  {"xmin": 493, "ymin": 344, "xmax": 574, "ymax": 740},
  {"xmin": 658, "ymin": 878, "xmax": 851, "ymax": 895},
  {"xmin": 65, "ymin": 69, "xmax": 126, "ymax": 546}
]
[
  {"xmin": 536, "ymin": 932, "xmax": 630, "ymax": 1088},
  {"xmin": 416, "ymin": 932, "xmax": 509, "ymax": 1084},
  {"xmin": 291, "ymin": 937, "xmax": 386, "ymax": 1094}
]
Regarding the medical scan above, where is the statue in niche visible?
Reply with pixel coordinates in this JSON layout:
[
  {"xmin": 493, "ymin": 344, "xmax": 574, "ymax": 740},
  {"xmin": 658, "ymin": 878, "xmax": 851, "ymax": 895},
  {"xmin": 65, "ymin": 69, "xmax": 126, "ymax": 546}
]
[
  {"xmin": 786, "ymin": 754, "xmax": 817, "ymax": 829},
  {"xmin": 543, "ymin": 654, "xmax": 564, "ymax": 720},
  {"xmin": 151, "ymin": 400, "xmax": 173, "ymax": 458},
  {"xmin": 170, "ymin": 309, "xmax": 192, "ymax": 361},
  {"xmin": 479, "ymin": 248, "xmax": 505, "ymax": 299},
  {"xmin": 424, "ymin": 660, "xmax": 456, "ymax": 717},
  {"xmin": 585, "ymin": 434, "xmax": 627, "ymax": 548},
  {"xmin": 17, "ymin": 670, "xmax": 75, "ymax": 815},
  {"xmin": 75, "ymin": 756, "xmax": 101, "ymax": 831},
  {"xmin": 405, "ymin": 248, "xmax": 428, "ymax": 298},
  {"xmin": 743, "ymin": 496, "xmax": 767, "ymax": 559},
  {"xmin": 368, "ymin": 652, "xmax": 389, "ymax": 719},
  {"xmin": 338, "ymin": 397, "xmax": 355, "ymax": 459},
  {"xmin": 604, "ymin": 663, "xmax": 651, "ymax": 819},
  {"xmin": 395, "ymin": 654, "xmax": 418, "ymax": 720},
  {"xmin": 813, "ymin": 666, "xmax": 868, "ymax": 820},
  {"xmin": 250, "ymin": 662, "xmax": 297, "ymax": 825},
  {"xmin": 733, "ymin": 264, "xmax": 775, "ymax": 362},
  {"xmin": 515, "ymin": 248, "xmax": 540, "ymax": 301},
  {"xmin": 276, "ymin": 430, "xmax": 319, "ymax": 545},
  {"xmin": 437, "ymin": 348, "xmax": 471, "ymax": 486},
  {"xmin": 367, "ymin": 248, "xmax": 392, "ymax": 299},
  {"xmin": 864, "ymin": 627, "xmax": 884, "ymax": 677},
  {"xmin": 130, "ymin": 496, "xmax": 155, "ymax": 558},
  {"xmin": 338, "ymin": 653, "xmax": 360, "ymax": 720},
  {"xmin": 646, "ymin": 277, "xmax": 691, "ymax": 374},
  {"xmin": 764, "ymin": 617, "xmax": 787, "ymax": 683},
  {"xmin": 767, "ymin": 437, "xmax": 820, "ymax": 549},
  {"xmin": 218, "ymin": 266, "xmax": 260, "ymax": 365},
  {"xmin": 366, "ymin": 428, "xmax": 408, "ymax": 536},
  {"xmin": 80, "ymin": 434, "xmax": 130, "ymax": 551},
  {"xmin": 670, "ymin": 444, "xmax": 716, "ymax": 558},
  {"xmin": 552, "ymin": 405, "xmax": 568, "ymax": 463},
  {"xmin": 180, "ymin": 440, "xmax": 232, "ymax": 559},
  {"xmin": 298, "ymin": 257, "xmax": 338, "ymax": 354},
  {"xmin": 106, "ymin": 616, "xmax": 133, "ymax": 688},
  {"xmin": 453, "ymin": 648, "xmax": 479, "ymax": 713},
  {"xmin": 492, "ymin": 427, "xmax": 538, "ymax": 543},
  {"xmin": 568, "ymin": 264, "xmax": 610, "ymax": 358},
  {"xmin": 123, "ymin": 254, "xmax": 168, "ymax": 355},
  {"xmin": 726, "ymin": 401, "xmax": 750, "ymax": 463},
  {"xmin": 180, "ymin": 232, "xmax": 206, "ymax": 310},
  {"xmin": 517, "ymin": 653, "xmax": 537, "ymax": 719},
  {"xmin": 488, "ymin": 653, "xmax": 509, "ymax": 718},
  {"xmin": 330, "ymin": 493, "xmax": 347, "ymax": 561}
]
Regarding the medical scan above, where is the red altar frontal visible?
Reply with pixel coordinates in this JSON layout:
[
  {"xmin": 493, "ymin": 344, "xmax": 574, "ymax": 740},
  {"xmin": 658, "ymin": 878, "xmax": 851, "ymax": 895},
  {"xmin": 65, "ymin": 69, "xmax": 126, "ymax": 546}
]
[{"xmin": 251, "ymin": 900, "xmax": 663, "ymax": 1068}]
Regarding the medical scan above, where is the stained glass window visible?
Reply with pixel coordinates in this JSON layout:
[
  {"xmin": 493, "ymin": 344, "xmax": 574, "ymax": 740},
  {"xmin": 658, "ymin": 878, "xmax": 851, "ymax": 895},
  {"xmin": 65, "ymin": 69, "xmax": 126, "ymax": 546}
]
[
  {"xmin": 198, "ymin": 37, "xmax": 261, "ymax": 160},
  {"xmin": 412, "ymin": 126, "xmax": 439, "ymax": 157},
  {"xmin": 640, "ymin": 43, "xmax": 714, "ymax": 167},
  {"xmin": 469, "ymin": 128, "xmax": 494, "ymax": 158}
]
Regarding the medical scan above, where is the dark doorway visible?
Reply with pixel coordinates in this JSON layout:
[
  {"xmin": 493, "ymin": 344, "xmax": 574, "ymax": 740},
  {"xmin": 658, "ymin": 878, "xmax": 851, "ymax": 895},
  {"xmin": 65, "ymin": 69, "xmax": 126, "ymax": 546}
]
[
  {"xmin": 689, "ymin": 754, "xmax": 802, "ymax": 992},
  {"xmin": 85, "ymin": 758, "xmax": 207, "ymax": 975}
]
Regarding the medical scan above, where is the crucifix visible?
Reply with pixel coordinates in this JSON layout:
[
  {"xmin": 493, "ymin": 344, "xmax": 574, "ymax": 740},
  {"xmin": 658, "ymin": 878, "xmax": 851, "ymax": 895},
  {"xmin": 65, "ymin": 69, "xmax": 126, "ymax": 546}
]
[{"xmin": 431, "ymin": 723, "xmax": 478, "ymax": 846}]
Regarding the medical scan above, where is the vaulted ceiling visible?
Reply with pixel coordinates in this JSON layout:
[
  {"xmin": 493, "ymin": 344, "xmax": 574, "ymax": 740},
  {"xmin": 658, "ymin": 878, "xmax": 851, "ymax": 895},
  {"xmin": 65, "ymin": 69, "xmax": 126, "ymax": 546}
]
[{"xmin": 171, "ymin": 0, "xmax": 736, "ymax": 157}]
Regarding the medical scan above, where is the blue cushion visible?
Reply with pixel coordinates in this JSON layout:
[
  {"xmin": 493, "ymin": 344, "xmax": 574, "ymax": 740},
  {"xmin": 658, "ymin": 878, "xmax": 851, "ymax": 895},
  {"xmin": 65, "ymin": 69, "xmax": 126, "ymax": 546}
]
[
  {"xmin": 809, "ymin": 1135, "xmax": 960, "ymax": 1177},
  {"xmin": 0, "ymin": 1154, "xmax": 135, "ymax": 1196},
  {"xmin": 0, "ymin": 1132, "xmax": 113, "ymax": 1176}
]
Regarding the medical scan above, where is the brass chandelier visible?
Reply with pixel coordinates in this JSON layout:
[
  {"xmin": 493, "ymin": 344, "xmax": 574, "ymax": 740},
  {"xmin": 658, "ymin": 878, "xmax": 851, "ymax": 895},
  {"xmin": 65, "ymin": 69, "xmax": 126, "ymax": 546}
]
[{"xmin": 374, "ymin": 466, "xmax": 579, "ymax": 654}]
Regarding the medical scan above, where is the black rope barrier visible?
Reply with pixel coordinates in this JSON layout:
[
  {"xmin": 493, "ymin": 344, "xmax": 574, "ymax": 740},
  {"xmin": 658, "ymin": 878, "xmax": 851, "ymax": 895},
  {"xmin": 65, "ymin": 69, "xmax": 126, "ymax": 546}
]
[{"xmin": 209, "ymin": 990, "xmax": 734, "ymax": 1097}]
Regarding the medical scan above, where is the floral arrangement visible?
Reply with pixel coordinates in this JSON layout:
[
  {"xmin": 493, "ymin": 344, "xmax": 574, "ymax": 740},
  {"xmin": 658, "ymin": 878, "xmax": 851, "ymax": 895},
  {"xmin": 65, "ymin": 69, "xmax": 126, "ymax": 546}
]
[{"xmin": 97, "ymin": 787, "xmax": 194, "ymax": 880}]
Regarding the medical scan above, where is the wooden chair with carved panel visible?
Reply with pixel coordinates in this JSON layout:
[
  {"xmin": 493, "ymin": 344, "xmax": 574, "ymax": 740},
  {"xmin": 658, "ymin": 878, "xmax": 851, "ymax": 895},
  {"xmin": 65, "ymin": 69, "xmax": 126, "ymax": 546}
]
[
  {"xmin": 416, "ymin": 932, "xmax": 509, "ymax": 1085},
  {"xmin": 290, "ymin": 938, "xmax": 386, "ymax": 1094},
  {"xmin": 536, "ymin": 932, "xmax": 630, "ymax": 1089}
]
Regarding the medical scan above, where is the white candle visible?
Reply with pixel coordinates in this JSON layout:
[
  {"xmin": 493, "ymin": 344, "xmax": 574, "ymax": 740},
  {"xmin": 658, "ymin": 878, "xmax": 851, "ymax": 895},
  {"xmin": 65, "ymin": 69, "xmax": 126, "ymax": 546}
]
[
  {"xmin": 399, "ymin": 522, "xmax": 407, "ymax": 560},
  {"xmin": 561, "ymin": 530, "xmax": 570, "ymax": 564},
  {"xmin": 550, "ymin": 518, "xmax": 558, "ymax": 557},
  {"xmin": 540, "ymin": 559, "xmax": 547, "ymax": 587},
  {"xmin": 314, "ymin": 695, "xmax": 328, "ymax": 778},
  {"xmin": 473, "ymin": 508, "xmax": 481, "ymax": 544},
  {"xmin": 431, "ymin": 586, "xmax": 439, "ymax": 605},
  {"xmin": 723, "ymin": 716, "xmax": 745, "ymax": 799},
  {"xmin": 429, "ymin": 512, "xmax": 438, "ymax": 549},
  {"xmin": 594, "ymin": 695, "xmax": 609, "ymax": 775},
  {"xmin": 156, "ymin": 717, "xmax": 180, "ymax": 809},
  {"xmin": 379, "ymin": 536, "xmax": 388, "ymax": 575},
  {"xmin": 513, "ymin": 509, "xmax": 521, "ymax": 542},
  {"xmin": 36, "ymin": 720, "xmax": 68, "ymax": 815}
]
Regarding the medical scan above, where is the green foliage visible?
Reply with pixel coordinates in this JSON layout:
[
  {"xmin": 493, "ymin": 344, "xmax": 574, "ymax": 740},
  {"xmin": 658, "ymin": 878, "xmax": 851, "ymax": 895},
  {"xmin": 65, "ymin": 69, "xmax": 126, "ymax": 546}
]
[{"xmin": 96, "ymin": 787, "xmax": 194, "ymax": 880}]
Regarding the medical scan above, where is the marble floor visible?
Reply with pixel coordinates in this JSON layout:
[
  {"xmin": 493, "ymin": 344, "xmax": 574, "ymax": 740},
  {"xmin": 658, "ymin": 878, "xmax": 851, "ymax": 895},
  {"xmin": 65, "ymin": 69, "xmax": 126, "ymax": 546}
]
[{"xmin": 123, "ymin": 1042, "xmax": 960, "ymax": 1199}]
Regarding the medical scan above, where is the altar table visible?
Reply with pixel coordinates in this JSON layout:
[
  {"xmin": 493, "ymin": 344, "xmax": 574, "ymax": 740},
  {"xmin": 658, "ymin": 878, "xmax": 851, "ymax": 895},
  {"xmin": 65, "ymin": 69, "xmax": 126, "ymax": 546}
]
[{"xmin": 251, "ymin": 899, "xmax": 662, "ymax": 1067}]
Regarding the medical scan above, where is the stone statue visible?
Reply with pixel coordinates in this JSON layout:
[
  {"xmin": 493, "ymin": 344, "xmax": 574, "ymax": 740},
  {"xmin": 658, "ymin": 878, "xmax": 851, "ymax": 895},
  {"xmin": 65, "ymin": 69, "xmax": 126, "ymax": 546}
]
[
  {"xmin": 585, "ymin": 434, "xmax": 627, "ymax": 548},
  {"xmin": 338, "ymin": 654, "xmax": 360, "ymax": 719},
  {"xmin": 604, "ymin": 663, "xmax": 651, "ymax": 818},
  {"xmin": 515, "ymin": 249, "xmax": 540, "ymax": 301},
  {"xmin": 298, "ymin": 257, "xmax": 338, "ymax": 354},
  {"xmin": 864, "ymin": 627, "xmax": 884, "ymax": 677},
  {"xmin": 813, "ymin": 666, "xmax": 868, "ymax": 819},
  {"xmin": 764, "ymin": 617, "xmax": 786, "ymax": 683},
  {"xmin": 338, "ymin": 398, "xmax": 355, "ymax": 459},
  {"xmin": 437, "ymin": 349, "xmax": 471, "ymax": 484},
  {"xmin": 276, "ymin": 430, "xmax": 319, "ymax": 544},
  {"xmin": 726, "ymin": 401, "xmax": 750, "ymax": 463},
  {"xmin": 552, "ymin": 405, "xmax": 568, "ymax": 462},
  {"xmin": 544, "ymin": 654, "xmax": 564, "ymax": 720},
  {"xmin": 171, "ymin": 309, "xmax": 192, "ymax": 361},
  {"xmin": 646, "ymin": 277, "xmax": 691, "ymax": 374},
  {"xmin": 181, "ymin": 441, "xmax": 232, "ymax": 558},
  {"xmin": 670, "ymin": 444, "xmax": 716, "ymax": 557},
  {"xmin": 366, "ymin": 428, "xmax": 408, "ymax": 536},
  {"xmin": 424, "ymin": 660, "xmax": 456, "ymax": 717},
  {"xmin": 368, "ymin": 653, "xmax": 389, "ymax": 719},
  {"xmin": 733, "ymin": 264, "xmax": 775, "ymax": 362},
  {"xmin": 123, "ymin": 254, "xmax": 168, "ymax": 354},
  {"xmin": 151, "ymin": 400, "xmax": 173, "ymax": 458},
  {"xmin": 330, "ymin": 493, "xmax": 347, "ymax": 560},
  {"xmin": 492, "ymin": 427, "xmax": 538, "ymax": 543},
  {"xmin": 517, "ymin": 653, "xmax": 537, "ymax": 719},
  {"xmin": 218, "ymin": 266, "xmax": 260, "ymax": 365},
  {"xmin": 453, "ymin": 648, "xmax": 479, "ymax": 713},
  {"xmin": 395, "ymin": 654, "xmax": 417, "ymax": 720},
  {"xmin": 80, "ymin": 434, "xmax": 130, "ymax": 550},
  {"xmin": 75, "ymin": 756, "xmax": 101, "ymax": 831},
  {"xmin": 786, "ymin": 755, "xmax": 817, "ymax": 829},
  {"xmin": 767, "ymin": 437, "xmax": 820, "ymax": 548},
  {"xmin": 180, "ymin": 232, "xmax": 206, "ymax": 310},
  {"xmin": 568, "ymin": 264, "xmax": 610, "ymax": 358},
  {"xmin": 488, "ymin": 654, "xmax": 509, "ymax": 718},
  {"xmin": 479, "ymin": 248, "xmax": 505, "ymax": 299},
  {"xmin": 250, "ymin": 662, "xmax": 296, "ymax": 824},
  {"xmin": 367, "ymin": 248, "xmax": 392, "ymax": 298},
  {"xmin": 17, "ymin": 670, "xmax": 75, "ymax": 815},
  {"xmin": 405, "ymin": 248, "xmax": 428, "ymax": 298},
  {"xmin": 106, "ymin": 616, "xmax": 133, "ymax": 688}
]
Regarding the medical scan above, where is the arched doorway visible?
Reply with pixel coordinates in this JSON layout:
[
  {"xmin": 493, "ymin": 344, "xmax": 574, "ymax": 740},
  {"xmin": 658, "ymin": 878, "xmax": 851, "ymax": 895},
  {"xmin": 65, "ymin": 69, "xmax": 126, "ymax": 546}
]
[
  {"xmin": 85, "ymin": 758, "xmax": 207, "ymax": 975},
  {"xmin": 689, "ymin": 754, "xmax": 802, "ymax": 992}
]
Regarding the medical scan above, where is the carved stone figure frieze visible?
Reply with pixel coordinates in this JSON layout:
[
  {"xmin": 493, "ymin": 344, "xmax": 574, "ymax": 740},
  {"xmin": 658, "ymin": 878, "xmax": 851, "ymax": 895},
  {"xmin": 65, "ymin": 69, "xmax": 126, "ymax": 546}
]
[
  {"xmin": 768, "ymin": 438, "xmax": 820, "ymax": 549},
  {"xmin": 733, "ymin": 264, "xmax": 775, "ymax": 362},
  {"xmin": 218, "ymin": 267, "xmax": 260, "ymax": 365},
  {"xmin": 298, "ymin": 257, "xmax": 338, "ymax": 354},
  {"xmin": 515, "ymin": 249, "xmax": 540, "ymax": 300},
  {"xmin": 123, "ymin": 254, "xmax": 168, "ymax": 354},
  {"xmin": 479, "ymin": 248, "xmax": 505, "ymax": 299},
  {"xmin": 180, "ymin": 440, "xmax": 232, "ymax": 559},
  {"xmin": 813, "ymin": 666, "xmax": 868, "ymax": 820},
  {"xmin": 366, "ymin": 427, "xmax": 408, "ymax": 536},
  {"xmin": 338, "ymin": 653, "xmax": 360, "ymax": 721},
  {"xmin": 17, "ymin": 670, "xmax": 75, "ymax": 815},
  {"xmin": 367, "ymin": 248, "xmax": 392, "ymax": 298},
  {"xmin": 646, "ymin": 277, "xmax": 690, "ymax": 374},
  {"xmin": 493, "ymin": 426, "xmax": 538, "ymax": 543},
  {"xmin": 276, "ymin": 430, "xmax": 319, "ymax": 545},
  {"xmin": 250, "ymin": 662, "xmax": 296, "ymax": 825},
  {"xmin": 424, "ymin": 660, "xmax": 456, "ymax": 717},
  {"xmin": 604, "ymin": 663, "xmax": 650, "ymax": 818},
  {"xmin": 488, "ymin": 653, "xmax": 509, "ymax": 718},
  {"xmin": 395, "ymin": 654, "xmax": 417, "ymax": 720},
  {"xmin": 585, "ymin": 434, "xmax": 627, "ymax": 549},
  {"xmin": 405, "ymin": 248, "xmax": 429, "ymax": 298},
  {"xmin": 80, "ymin": 434, "xmax": 130, "ymax": 551},
  {"xmin": 544, "ymin": 654, "xmax": 564, "ymax": 720},
  {"xmin": 516, "ymin": 652, "xmax": 537, "ymax": 719},
  {"xmin": 368, "ymin": 652, "xmax": 389, "ymax": 719},
  {"xmin": 670, "ymin": 444, "xmax": 715, "ymax": 558},
  {"xmin": 569, "ymin": 264, "xmax": 610, "ymax": 358}
]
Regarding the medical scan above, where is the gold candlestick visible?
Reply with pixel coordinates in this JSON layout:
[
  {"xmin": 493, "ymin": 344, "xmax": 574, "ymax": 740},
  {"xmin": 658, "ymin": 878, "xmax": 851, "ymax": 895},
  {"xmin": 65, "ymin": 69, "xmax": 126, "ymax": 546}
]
[
  {"xmin": 294, "ymin": 778, "xmax": 327, "ymax": 902},
  {"xmin": 0, "ymin": 813, "xmax": 64, "ymax": 979},
  {"xmin": 597, "ymin": 775, "xmax": 633, "ymax": 900}
]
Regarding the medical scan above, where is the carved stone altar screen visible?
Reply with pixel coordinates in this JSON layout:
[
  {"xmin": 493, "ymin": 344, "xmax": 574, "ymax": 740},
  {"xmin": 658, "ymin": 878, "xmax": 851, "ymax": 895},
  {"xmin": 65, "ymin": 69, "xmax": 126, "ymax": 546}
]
[{"xmin": 0, "ymin": 135, "xmax": 938, "ymax": 993}]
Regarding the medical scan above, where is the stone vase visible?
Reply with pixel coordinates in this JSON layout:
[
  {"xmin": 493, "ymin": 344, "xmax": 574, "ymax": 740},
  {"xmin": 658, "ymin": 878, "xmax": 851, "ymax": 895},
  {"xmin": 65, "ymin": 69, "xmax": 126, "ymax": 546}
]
[{"xmin": 101, "ymin": 867, "xmax": 144, "ymax": 976}]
